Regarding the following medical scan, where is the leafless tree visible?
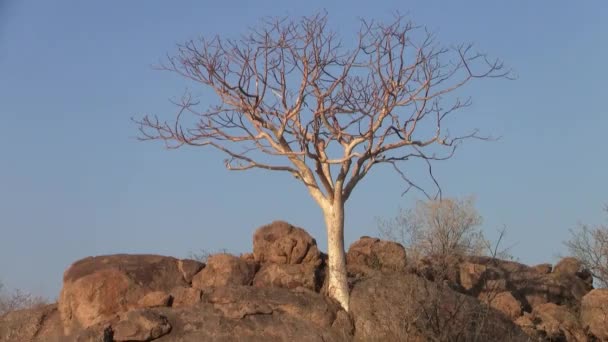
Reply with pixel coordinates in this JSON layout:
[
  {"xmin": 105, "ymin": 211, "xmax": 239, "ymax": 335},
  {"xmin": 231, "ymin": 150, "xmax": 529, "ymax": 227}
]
[
  {"xmin": 135, "ymin": 13, "xmax": 509, "ymax": 310},
  {"xmin": 565, "ymin": 205, "xmax": 608, "ymax": 288}
]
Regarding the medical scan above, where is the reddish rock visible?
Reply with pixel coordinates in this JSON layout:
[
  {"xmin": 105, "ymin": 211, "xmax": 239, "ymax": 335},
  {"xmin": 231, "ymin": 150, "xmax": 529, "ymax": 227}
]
[
  {"xmin": 479, "ymin": 291, "xmax": 522, "ymax": 320},
  {"xmin": 580, "ymin": 289, "xmax": 608, "ymax": 340},
  {"xmin": 514, "ymin": 313, "xmax": 541, "ymax": 340},
  {"xmin": 170, "ymin": 287, "xmax": 202, "ymax": 307},
  {"xmin": 530, "ymin": 263, "xmax": 552, "ymax": 274},
  {"xmin": 0, "ymin": 304, "xmax": 64, "ymax": 342},
  {"xmin": 191, "ymin": 253, "xmax": 256, "ymax": 288},
  {"xmin": 136, "ymin": 291, "xmax": 172, "ymax": 308},
  {"xmin": 177, "ymin": 259, "xmax": 205, "ymax": 284},
  {"xmin": 346, "ymin": 236, "xmax": 407, "ymax": 275},
  {"xmin": 253, "ymin": 263, "xmax": 318, "ymax": 291},
  {"xmin": 253, "ymin": 221, "xmax": 322, "ymax": 266},
  {"xmin": 553, "ymin": 257, "xmax": 584, "ymax": 276},
  {"xmin": 58, "ymin": 254, "xmax": 188, "ymax": 331},
  {"xmin": 350, "ymin": 273, "xmax": 529, "ymax": 341},
  {"xmin": 531, "ymin": 303, "xmax": 585, "ymax": 341},
  {"xmin": 239, "ymin": 253, "xmax": 256, "ymax": 263},
  {"xmin": 112, "ymin": 309, "xmax": 171, "ymax": 341},
  {"xmin": 459, "ymin": 261, "xmax": 487, "ymax": 291}
]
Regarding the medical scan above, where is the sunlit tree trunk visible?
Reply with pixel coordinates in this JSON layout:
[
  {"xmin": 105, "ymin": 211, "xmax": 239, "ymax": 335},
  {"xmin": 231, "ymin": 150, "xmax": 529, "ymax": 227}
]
[{"xmin": 319, "ymin": 194, "xmax": 349, "ymax": 310}]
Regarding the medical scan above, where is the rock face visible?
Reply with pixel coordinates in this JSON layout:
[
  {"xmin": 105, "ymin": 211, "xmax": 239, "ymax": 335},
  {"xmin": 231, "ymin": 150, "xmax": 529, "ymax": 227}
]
[
  {"xmin": 58, "ymin": 254, "xmax": 191, "ymax": 331},
  {"xmin": 113, "ymin": 309, "xmax": 172, "ymax": 341},
  {"xmin": 346, "ymin": 236, "xmax": 407, "ymax": 275},
  {"xmin": 253, "ymin": 263, "xmax": 318, "ymax": 291},
  {"xmin": 252, "ymin": 221, "xmax": 322, "ymax": 266}
]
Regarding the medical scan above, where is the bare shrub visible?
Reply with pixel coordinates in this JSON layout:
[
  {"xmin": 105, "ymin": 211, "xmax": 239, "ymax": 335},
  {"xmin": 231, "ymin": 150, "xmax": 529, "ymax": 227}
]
[
  {"xmin": 187, "ymin": 248, "xmax": 229, "ymax": 263},
  {"xmin": 0, "ymin": 281, "xmax": 47, "ymax": 316},
  {"xmin": 378, "ymin": 196, "xmax": 487, "ymax": 262},
  {"xmin": 565, "ymin": 205, "xmax": 608, "ymax": 288}
]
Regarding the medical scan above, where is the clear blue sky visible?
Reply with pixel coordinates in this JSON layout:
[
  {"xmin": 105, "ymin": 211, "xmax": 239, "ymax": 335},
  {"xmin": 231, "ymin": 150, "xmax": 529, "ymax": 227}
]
[{"xmin": 1, "ymin": 1, "xmax": 606, "ymax": 298}]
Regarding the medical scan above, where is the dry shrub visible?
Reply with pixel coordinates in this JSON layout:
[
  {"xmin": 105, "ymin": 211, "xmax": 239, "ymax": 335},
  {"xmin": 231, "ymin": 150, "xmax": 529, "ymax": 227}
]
[
  {"xmin": 0, "ymin": 281, "xmax": 47, "ymax": 316},
  {"xmin": 565, "ymin": 205, "xmax": 608, "ymax": 288}
]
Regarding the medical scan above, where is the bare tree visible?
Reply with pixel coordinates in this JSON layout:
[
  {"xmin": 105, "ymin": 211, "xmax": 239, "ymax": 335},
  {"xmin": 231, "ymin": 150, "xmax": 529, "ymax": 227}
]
[
  {"xmin": 135, "ymin": 13, "xmax": 509, "ymax": 310},
  {"xmin": 565, "ymin": 205, "xmax": 608, "ymax": 287}
]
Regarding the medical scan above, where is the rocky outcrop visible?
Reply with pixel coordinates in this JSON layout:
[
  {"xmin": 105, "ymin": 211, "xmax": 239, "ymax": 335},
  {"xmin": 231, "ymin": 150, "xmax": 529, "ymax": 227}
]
[{"xmin": 3, "ymin": 222, "xmax": 606, "ymax": 341}]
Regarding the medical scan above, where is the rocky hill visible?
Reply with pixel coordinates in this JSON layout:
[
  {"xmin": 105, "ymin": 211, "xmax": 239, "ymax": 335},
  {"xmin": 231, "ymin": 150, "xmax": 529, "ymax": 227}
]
[{"xmin": 1, "ymin": 221, "xmax": 606, "ymax": 341}]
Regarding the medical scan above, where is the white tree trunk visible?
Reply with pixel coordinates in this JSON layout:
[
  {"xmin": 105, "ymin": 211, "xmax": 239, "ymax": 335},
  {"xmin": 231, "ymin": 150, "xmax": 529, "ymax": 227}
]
[{"xmin": 322, "ymin": 201, "xmax": 350, "ymax": 311}]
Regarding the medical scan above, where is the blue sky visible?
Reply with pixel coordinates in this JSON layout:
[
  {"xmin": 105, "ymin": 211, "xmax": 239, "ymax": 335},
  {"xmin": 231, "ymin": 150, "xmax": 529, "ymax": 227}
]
[{"xmin": 1, "ymin": 1, "xmax": 606, "ymax": 298}]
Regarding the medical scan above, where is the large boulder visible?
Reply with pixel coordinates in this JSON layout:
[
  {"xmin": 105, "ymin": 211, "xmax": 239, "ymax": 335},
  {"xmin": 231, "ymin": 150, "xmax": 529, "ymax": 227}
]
[
  {"xmin": 349, "ymin": 273, "xmax": 529, "ymax": 341},
  {"xmin": 191, "ymin": 253, "xmax": 256, "ymax": 288},
  {"xmin": 580, "ymin": 289, "xmax": 608, "ymax": 340},
  {"xmin": 346, "ymin": 236, "xmax": 407, "ymax": 275},
  {"xmin": 58, "ymin": 254, "xmax": 191, "ymax": 331},
  {"xmin": 252, "ymin": 221, "xmax": 322, "ymax": 266}
]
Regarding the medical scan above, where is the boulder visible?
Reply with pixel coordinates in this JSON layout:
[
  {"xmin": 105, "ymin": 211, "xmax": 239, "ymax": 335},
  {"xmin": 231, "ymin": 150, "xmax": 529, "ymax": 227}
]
[
  {"xmin": 346, "ymin": 236, "xmax": 407, "ymax": 275},
  {"xmin": 191, "ymin": 253, "xmax": 256, "ymax": 288},
  {"xmin": 580, "ymin": 289, "xmax": 608, "ymax": 340},
  {"xmin": 58, "ymin": 254, "xmax": 189, "ymax": 331},
  {"xmin": 479, "ymin": 291, "xmax": 522, "ymax": 320},
  {"xmin": 349, "ymin": 273, "xmax": 529, "ymax": 341},
  {"xmin": 553, "ymin": 257, "xmax": 584, "ymax": 276},
  {"xmin": 252, "ymin": 221, "xmax": 322, "ymax": 266},
  {"xmin": 253, "ymin": 263, "xmax": 318, "ymax": 291},
  {"xmin": 531, "ymin": 303, "xmax": 586, "ymax": 341}
]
